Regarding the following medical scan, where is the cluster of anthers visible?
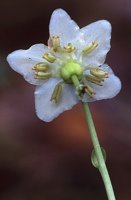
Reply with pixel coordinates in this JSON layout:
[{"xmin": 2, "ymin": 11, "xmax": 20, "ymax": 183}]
[{"xmin": 32, "ymin": 36, "xmax": 108, "ymax": 103}]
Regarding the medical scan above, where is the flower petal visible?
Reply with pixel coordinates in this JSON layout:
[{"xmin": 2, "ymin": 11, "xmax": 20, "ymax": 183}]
[
  {"xmin": 83, "ymin": 64, "xmax": 121, "ymax": 102},
  {"xmin": 7, "ymin": 44, "xmax": 49, "ymax": 85},
  {"xmin": 80, "ymin": 20, "xmax": 111, "ymax": 67},
  {"xmin": 49, "ymin": 9, "xmax": 79, "ymax": 46},
  {"xmin": 35, "ymin": 78, "xmax": 79, "ymax": 122}
]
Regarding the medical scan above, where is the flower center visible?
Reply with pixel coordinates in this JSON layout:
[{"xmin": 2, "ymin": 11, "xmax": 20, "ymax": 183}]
[
  {"xmin": 32, "ymin": 36, "xmax": 109, "ymax": 101},
  {"xmin": 60, "ymin": 61, "xmax": 83, "ymax": 83}
]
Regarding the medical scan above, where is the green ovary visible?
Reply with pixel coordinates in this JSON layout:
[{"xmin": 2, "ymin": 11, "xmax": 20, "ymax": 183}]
[{"xmin": 60, "ymin": 62, "xmax": 83, "ymax": 83}]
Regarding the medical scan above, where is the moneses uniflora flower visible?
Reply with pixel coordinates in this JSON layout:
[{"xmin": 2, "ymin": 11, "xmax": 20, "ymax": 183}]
[{"xmin": 7, "ymin": 9, "xmax": 121, "ymax": 122}]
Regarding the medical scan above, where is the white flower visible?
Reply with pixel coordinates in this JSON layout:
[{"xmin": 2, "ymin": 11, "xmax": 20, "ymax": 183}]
[{"xmin": 7, "ymin": 9, "xmax": 121, "ymax": 122}]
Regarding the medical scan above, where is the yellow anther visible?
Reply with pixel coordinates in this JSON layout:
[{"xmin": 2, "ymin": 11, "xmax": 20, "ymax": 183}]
[
  {"xmin": 84, "ymin": 84, "xmax": 96, "ymax": 98},
  {"xmin": 50, "ymin": 84, "xmax": 62, "ymax": 103},
  {"xmin": 83, "ymin": 41, "xmax": 98, "ymax": 54},
  {"xmin": 86, "ymin": 75, "xmax": 103, "ymax": 86},
  {"xmin": 32, "ymin": 62, "xmax": 48, "ymax": 71},
  {"xmin": 64, "ymin": 43, "xmax": 76, "ymax": 53},
  {"xmin": 90, "ymin": 68, "xmax": 108, "ymax": 78},
  {"xmin": 35, "ymin": 72, "xmax": 52, "ymax": 80},
  {"xmin": 43, "ymin": 53, "xmax": 56, "ymax": 63},
  {"xmin": 87, "ymin": 74, "xmax": 104, "ymax": 82},
  {"xmin": 51, "ymin": 36, "xmax": 60, "ymax": 51}
]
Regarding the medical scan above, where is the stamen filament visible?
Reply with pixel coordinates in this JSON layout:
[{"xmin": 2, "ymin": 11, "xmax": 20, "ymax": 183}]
[
  {"xmin": 90, "ymin": 68, "xmax": 108, "ymax": 78},
  {"xmin": 51, "ymin": 36, "xmax": 60, "ymax": 52},
  {"xmin": 86, "ymin": 75, "xmax": 103, "ymax": 86},
  {"xmin": 83, "ymin": 41, "xmax": 98, "ymax": 54},
  {"xmin": 32, "ymin": 63, "xmax": 48, "ymax": 71},
  {"xmin": 35, "ymin": 72, "xmax": 52, "ymax": 80},
  {"xmin": 35, "ymin": 71, "xmax": 49, "ymax": 76},
  {"xmin": 63, "ymin": 43, "xmax": 76, "ymax": 53},
  {"xmin": 84, "ymin": 84, "xmax": 96, "ymax": 98},
  {"xmin": 43, "ymin": 53, "xmax": 56, "ymax": 63},
  {"xmin": 50, "ymin": 84, "xmax": 62, "ymax": 103}
]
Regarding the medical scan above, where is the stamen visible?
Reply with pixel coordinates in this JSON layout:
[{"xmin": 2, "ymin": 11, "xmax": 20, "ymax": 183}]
[
  {"xmin": 90, "ymin": 68, "xmax": 108, "ymax": 78},
  {"xmin": 64, "ymin": 43, "xmax": 76, "ymax": 53},
  {"xmin": 51, "ymin": 36, "xmax": 60, "ymax": 51},
  {"xmin": 43, "ymin": 53, "xmax": 56, "ymax": 63},
  {"xmin": 83, "ymin": 41, "xmax": 98, "ymax": 54},
  {"xmin": 32, "ymin": 62, "xmax": 48, "ymax": 71},
  {"xmin": 84, "ymin": 84, "xmax": 96, "ymax": 98},
  {"xmin": 50, "ymin": 84, "xmax": 62, "ymax": 103},
  {"xmin": 35, "ymin": 72, "xmax": 52, "ymax": 80},
  {"xmin": 86, "ymin": 75, "xmax": 103, "ymax": 86}
]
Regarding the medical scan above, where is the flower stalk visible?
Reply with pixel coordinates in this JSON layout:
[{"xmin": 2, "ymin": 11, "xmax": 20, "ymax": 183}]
[
  {"xmin": 83, "ymin": 102, "xmax": 116, "ymax": 200},
  {"xmin": 72, "ymin": 75, "xmax": 116, "ymax": 200}
]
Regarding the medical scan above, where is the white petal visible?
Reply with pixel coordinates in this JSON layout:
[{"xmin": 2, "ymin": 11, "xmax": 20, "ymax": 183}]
[
  {"xmin": 49, "ymin": 9, "xmax": 79, "ymax": 46},
  {"xmin": 80, "ymin": 20, "xmax": 111, "ymax": 67},
  {"xmin": 35, "ymin": 78, "xmax": 79, "ymax": 122},
  {"xmin": 7, "ymin": 44, "xmax": 49, "ymax": 85},
  {"xmin": 83, "ymin": 64, "xmax": 121, "ymax": 102}
]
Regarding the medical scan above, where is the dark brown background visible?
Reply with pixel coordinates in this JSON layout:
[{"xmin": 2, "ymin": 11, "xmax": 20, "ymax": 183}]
[{"xmin": 0, "ymin": 0, "xmax": 131, "ymax": 199}]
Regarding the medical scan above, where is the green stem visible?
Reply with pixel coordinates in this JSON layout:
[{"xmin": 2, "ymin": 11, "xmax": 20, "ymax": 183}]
[
  {"xmin": 83, "ymin": 102, "xmax": 116, "ymax": 200},
  {"xmin": 71, "ymin": 75, "xmax": 116, "ymax": 200}
]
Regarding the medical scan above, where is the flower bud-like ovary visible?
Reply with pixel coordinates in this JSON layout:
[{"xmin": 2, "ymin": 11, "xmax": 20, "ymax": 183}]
[{"xmin": 60, "ymin": 62, "xmax": 83, "ymax": 83}]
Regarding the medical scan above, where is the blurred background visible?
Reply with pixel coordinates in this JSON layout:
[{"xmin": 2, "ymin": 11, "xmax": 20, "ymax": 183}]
[{"xmin": 0, "ymin": 0, "xmax": 131, "ymax": 199}]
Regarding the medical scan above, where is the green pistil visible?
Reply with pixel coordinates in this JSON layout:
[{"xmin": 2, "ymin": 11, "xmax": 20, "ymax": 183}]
[{"xmin": 60, "ymin": 61, "xmax": 83, "ymax": 83}]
